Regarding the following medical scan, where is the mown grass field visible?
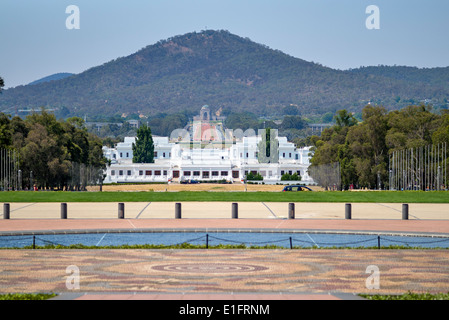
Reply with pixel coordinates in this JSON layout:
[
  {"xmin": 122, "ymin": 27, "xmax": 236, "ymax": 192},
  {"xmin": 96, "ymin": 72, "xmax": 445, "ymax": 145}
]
[{"xmin": 0, "ymin": 190, "xmax": 448, "ymax": 203}]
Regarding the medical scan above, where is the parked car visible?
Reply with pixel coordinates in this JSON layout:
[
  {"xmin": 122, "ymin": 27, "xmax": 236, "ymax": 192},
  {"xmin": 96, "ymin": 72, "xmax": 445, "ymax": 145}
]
[
  {"xmin": 282, "ymin": 185, "xmax": 312, "ymax": 192},
  {"xmin": 180, "ymin": 179, "xmax": 200, "ymax": 184}
]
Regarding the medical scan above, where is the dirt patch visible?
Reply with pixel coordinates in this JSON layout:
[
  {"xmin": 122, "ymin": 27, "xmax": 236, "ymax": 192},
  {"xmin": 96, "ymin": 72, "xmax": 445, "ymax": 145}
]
[{"xmin": 92, "ymin": 184, "xmax": 323, "ymax": 192}]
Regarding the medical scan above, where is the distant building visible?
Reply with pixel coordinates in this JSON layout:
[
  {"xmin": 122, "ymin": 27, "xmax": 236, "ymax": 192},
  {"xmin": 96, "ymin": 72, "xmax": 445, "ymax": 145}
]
[
  {"xmin": 102, "ymin": 106, "xmax": 314, "ymax": 184},
  {"xmin": 308, "ymin": 123, "xmax": 332, "ymax": 134},
  {"xmin": 126, "ymin": 119, "xmax": 140, "ymax": 129}
]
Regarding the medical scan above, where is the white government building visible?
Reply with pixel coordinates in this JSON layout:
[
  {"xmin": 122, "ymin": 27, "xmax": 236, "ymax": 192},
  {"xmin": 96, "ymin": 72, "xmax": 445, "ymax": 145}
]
[{"xmin": 102, "ymin": 106, "xmax": 314, "ymax": 185}]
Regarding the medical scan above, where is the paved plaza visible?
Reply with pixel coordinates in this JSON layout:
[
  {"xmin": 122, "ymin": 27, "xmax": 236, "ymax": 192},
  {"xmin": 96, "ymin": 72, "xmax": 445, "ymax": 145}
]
[
  {"xmin": 0, "ymin": 201, "xmax": 449, "ymax": 300},
  {"xmin": 2, "ymin": 201, "xmax": 449, "ymax": 220}
]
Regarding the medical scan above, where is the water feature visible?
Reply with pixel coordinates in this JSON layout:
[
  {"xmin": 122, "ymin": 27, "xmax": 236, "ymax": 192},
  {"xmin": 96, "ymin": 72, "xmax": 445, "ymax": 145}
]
[{"xmin": 1, "ymin": 231, "xmax": 449, "ymax": 249}]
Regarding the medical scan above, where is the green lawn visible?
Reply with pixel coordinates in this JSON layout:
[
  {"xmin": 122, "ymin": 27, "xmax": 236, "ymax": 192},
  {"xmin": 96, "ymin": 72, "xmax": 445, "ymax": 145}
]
[
  {"xmin": 0, "ymin": 293, "xmax": 56, "ymax": 300},
  {"xmin": 360, "ymin": 291, "xmax": 449, "ymax": 300},
  {"xmin": 0, "ymin": 190, "xmax": 448, "ymax": 203}
]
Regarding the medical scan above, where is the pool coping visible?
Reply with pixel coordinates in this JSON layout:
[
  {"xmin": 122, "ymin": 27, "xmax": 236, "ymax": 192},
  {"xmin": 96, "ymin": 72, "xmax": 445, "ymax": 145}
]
[{"xmin": 2, "ymin": 227, "xmax": 449, "ymax": 238}]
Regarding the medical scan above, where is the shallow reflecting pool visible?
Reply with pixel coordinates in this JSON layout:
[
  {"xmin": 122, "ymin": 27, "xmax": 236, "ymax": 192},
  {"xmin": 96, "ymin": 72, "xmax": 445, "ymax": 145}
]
[{"xmin": 1, "ymin": 232, "xmax": 449, "ymax": 249}]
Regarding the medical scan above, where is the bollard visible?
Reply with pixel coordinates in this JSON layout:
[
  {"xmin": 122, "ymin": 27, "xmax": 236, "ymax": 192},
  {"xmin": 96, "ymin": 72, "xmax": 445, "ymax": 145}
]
[
  {"xmin": 402, "ymin": 204, "xmax": 409, "ymax": 220},
  {"xmin": 175, "ymin": 203, "xmax": 182, "ymax": 219},
  {"xmin": 61, "ymin": 203, "xmax": 67, "ymax": 219},
  {"xmin": 345, "ymin": 203, "xmax": 352, "ymax": 220},
  {"xmin": 288, "ymin": 203, "xmax": 295, "ymax": 219},
  {"xmin": 232, "ymin": 203, "xmax": 238, "ymax": 219},
  {"xmin": 118, "ymin": 203, "xmax": 125, "ymax": 219},
  {"xmin": 3, "ymin": 203, "xmax": 10, "ymax": 220}
]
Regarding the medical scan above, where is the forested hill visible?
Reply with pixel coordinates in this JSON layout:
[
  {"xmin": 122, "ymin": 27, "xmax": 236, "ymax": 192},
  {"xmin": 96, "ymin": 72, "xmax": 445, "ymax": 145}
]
[
  {"xmin": 1, "ymin": 30, "xmax": 448, "ymax": 119},
  {"xmin": 28, "ymin": 73, "xmax": 74, "ymax": 86}
]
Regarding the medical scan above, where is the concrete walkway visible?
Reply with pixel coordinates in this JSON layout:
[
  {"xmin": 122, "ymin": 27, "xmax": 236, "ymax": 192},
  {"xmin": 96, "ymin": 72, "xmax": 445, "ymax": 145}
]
[
  {"xmin": 2, "ymin": 202, "xmax": 449, "ymax": 220},
  {"xmin": 1, "ymin": 202, "xmax": 449, "ymax": 301}
]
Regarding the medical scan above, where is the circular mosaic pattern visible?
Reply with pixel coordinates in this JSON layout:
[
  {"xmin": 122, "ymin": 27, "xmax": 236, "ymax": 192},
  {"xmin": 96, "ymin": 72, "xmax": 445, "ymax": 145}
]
[{"xmin": 151, "ymin": 263, "xmax": 268, "ymax": 273}]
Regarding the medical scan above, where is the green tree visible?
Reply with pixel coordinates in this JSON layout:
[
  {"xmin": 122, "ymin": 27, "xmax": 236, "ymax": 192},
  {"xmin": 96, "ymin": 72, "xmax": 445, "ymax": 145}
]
[
  {"xmin": 3, "ymin": 110, "xmax": 107, "ymax": 190},
  {"xmin": 225, "ymin": 112, "xmax": 260, "ymax": 130},
  {"xmin": 280, "ymin": 115, "xmax": 306, "ymax": 130},
  {"xmin": 282, "ymin": 105, "xmax": 300, "ymax": 116},
  {"xmin": 132, "ymin": 124, "xmax": 154, "ymax": 163},
  {"xmin": 281, "ymin": 172, "xmax": 301, "ymax": 181},
  {"xmin": 257, "ymin": 128, "xmax": 279, "ymax": 163},
  {"xmin": 334, "ymin": 109, "xmax": 358, "ymax": 129},
  {"xmin": 0, "ymin": 113, "xmax": 12, "ymax": 148},
  {"xmin": 346, "ymin": 106, "xmax": 389, "ymax": 188},
  {"xmin": 20, "ymin": 122, "xmax": 70, "ymax": 189},
  {"xmin": 386, "ymin": 105, "xmax": 438, "ymax": 151},
  {"xmin": 246, "ymin": 172, "xmax": 263, "ymax": 181}
]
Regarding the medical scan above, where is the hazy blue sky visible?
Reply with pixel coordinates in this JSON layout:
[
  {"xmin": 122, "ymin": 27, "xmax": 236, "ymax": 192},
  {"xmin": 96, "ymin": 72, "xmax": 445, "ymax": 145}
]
[{"xmin": 1, "ymin": 0, "xmax": 449, "ymax": 88}]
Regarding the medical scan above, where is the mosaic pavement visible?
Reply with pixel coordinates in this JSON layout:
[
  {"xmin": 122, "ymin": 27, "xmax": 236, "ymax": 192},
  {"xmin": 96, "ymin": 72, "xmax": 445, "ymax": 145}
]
[{"xmin": 1, "ymin": 249, "xmax": 448, "ymax": 296}]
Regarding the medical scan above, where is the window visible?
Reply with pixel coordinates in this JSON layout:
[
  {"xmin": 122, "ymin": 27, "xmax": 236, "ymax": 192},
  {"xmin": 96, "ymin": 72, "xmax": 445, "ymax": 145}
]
[
  {"xmin": 111, "ymin": 170, "xmax": 115, "ymax": 176},
  {"xmin": 155, "ymin": 170, "xmax": 161, "ymax": 176},
  {"xmin": 202, "ymin": 171, "xmax": 209, "ymax": 178},
  {"xmin": 126, "ymin": 152, "xmax": 129, "ymax": 158},
  {"xmin": 221, "ymin": 171, "xmax": 228, "ymax": 176},
  {"xmin": 183, "ymin": 171, "xmax": 191, "ymax": 176},
  {"xmin": 232, "ymin": 171, "xmax": 239, "ymax": 178},
  {"xmin": 289, "ymin": 153, "xmax": 291, "ymax": 158},
  {"xmin": 120, "ymin": 153, "xmax": 123, "ymax": 158},
  {"xmin": 281, "ymin": 170, "xmax": 284, "ymax": 175},
  {"xmin": 212, "ymin": 171, "xmax": 219, "ymax": 176},
  {"xmin": 297, "ymin": 170, "xmax": 301, "ymax": 175},
  {"xmin": 163, "ymin": 152, "xmax": 166, "ymax": 158},
  {"xmin": 193, "ymin": 171, "xmax": 200, "ymax": 176},
  {"xmin": 145, "ymin": 170, "xmax": 152, "ymax": 176},
  {"xmin": 113, "ymin": 154, "xmax": 116, "ymax": 159},
  {"xmin": 139, "ymin": 170, "xmax": 143, "ymax": 176},
  {"xmin": 154, "ymin": 152, "xmax": 158, "ymax": 158},
  {"xmin": 283, "ymin": 153, "xmax": 285, "ymax": 158},
  {"xmin": 127, "ymin": 170, "xmax": 132, "ymax": 176},
  {"xmin": 119, "ymin": 170, "xmax": 123, "ymax": 176},
  {"xmin": 288, "ymin": 171, "xmax": 292, "ymax": 175},
  {"xmin": 246, "ymin": 153, "xmax": 248, "ymax": 158},
  {"xmin": 163, "ymin": 170, "xmax": 167, "ymax": 176}
]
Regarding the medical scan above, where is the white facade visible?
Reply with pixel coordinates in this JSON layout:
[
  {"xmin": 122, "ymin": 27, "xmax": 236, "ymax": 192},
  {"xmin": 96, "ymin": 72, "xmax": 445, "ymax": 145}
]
[{"xmin": 102, "ymin": 133, "xmax": 314, "ymax": 185}]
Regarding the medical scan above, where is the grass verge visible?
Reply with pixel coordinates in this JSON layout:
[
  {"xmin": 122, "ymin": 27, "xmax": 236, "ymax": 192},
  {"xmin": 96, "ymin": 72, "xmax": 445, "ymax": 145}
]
[
  {"xmin": 0, "ymin": 293, "xmax": 56, "ymax": 300},
  {"xmin": 0, "ymin": 190, "xmax": 448, "ymax": 203},
  {"xmin": 360, "ymin": 291, "xmax": 449, "ymax": 300}
]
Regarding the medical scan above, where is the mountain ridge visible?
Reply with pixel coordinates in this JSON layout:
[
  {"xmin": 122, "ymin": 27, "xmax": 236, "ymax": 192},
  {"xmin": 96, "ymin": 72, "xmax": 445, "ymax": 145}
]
[
  {"xmin": 1, "ymin": 30, "xmax": 448, "ymax": 119},
  {"xmin": 28, "ymin": 73, "xmax": 74, "ymax": 86}
]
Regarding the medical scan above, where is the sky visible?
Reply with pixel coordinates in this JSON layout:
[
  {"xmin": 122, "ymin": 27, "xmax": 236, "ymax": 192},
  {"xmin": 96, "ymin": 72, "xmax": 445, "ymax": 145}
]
[{"xmin": 1, "ymin": 0, "xmax": 449, "ymax": 88}]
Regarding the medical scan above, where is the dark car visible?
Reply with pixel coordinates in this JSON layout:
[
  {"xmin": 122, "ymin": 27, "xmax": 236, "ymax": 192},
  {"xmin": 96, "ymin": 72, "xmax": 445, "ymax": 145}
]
[
  {"xmin": 180, "ymin": 179, "xmax": 200, "ymax": 184},
  {"xmin": 282, "ymin": 185, "xmax": 312, "ymax": 192}
]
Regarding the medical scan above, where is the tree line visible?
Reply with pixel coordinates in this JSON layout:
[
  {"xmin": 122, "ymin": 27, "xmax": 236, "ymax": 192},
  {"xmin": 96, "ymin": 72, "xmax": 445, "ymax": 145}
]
[
  {"xmin": 307, "ymin": 105, "xmax": 449, "ymax": 190},
  {"xmin": 0, "ymin": 109, "xmax": 107, "ymax": 190}
]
